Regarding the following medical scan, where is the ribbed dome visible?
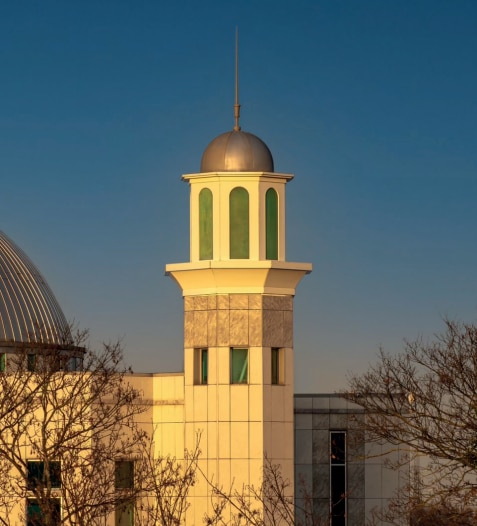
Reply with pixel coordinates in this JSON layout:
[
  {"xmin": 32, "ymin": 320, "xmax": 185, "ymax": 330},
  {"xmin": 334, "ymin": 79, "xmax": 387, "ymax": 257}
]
[
  {"xmin": 200, "ymin": 130, "xmax": 274, "ymax": 173},
  {"xmin": 0, "ymin": 231, "xmax": 70, "ymax": 346}
]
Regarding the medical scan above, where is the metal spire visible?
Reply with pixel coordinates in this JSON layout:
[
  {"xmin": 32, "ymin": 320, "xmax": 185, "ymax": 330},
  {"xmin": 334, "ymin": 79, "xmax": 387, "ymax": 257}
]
[{"xmin": 233, "ymin": 27, "xmax": 241, "ymax": 131}]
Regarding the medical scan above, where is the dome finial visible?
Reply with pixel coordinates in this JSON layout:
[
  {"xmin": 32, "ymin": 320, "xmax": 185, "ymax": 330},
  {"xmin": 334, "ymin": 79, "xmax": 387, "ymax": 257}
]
[{"xmin": 233, "ymin": 27, "xmax": 241, "ymax": 131}]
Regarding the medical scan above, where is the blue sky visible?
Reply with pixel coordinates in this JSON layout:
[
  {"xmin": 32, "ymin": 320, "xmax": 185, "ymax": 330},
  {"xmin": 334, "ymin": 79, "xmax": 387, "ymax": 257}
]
[{"xmin": 1, "ymin": 1, "xmax": 476, "ymax": 391}]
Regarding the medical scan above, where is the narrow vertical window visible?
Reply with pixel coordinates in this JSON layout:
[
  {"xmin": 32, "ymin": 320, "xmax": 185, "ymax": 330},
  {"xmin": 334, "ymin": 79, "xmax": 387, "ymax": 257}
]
[
  {"xmin": 27, "ymin": 461, "xmax": 61, "ymax": 490},
  {"xmin": 115, "ymin": 502, "xmax": 134, "ymax": 526},
  {"xmin": 330, "ymin": 431, "xmax": 346, "ymax": 526},
  {"xmin": 230, "ymin": 348, "xmax": 248, "ymax": 384},
  {"xmin": 271, "ymin": 348, "xmax": 285, "ymax": 385},
  {"xmin": 0, "ymin": 353, "xmax": 5, "ymax": 372},
  {"xmin": 194, "ymin": 348, "xmax": 208, "ymax": 385},
  {"xmin": 115, "ymin": 460, "xmax": 134, "ymax": 489},
  {"xmin": 266, "ymin": 188, "xmax": 278, "ymax": 260},
  {"xmin": 229, "ymin": 187, "xmax": 249, "ymax": 259},
  {"xmin": 27, "ymin": 354, "xmax": 36, "ymax": 372},
  {"xmin": 199, "ymin": 188, "xmax": 213, "ymax": 260}
]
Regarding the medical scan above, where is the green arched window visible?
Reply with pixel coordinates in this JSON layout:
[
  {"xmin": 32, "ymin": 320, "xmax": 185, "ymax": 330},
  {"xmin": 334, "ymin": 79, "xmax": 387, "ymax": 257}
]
[
  {"xmin": 266, "ymin": 188, "xmax": 278, "ymax": 260},
  {"xmin": 199, "ymin": 188, "xmax": 213, "ymax": 260},
  {"xmin": 229, "ymin": 187, "xmax": 249, "ymax": 259}
]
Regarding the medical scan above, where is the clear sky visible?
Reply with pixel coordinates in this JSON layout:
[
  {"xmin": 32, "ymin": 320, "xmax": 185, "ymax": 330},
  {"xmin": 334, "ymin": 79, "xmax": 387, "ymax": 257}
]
[{"xmin": 1, "ymin": 1, "xmax": 476, "ymax": 392}]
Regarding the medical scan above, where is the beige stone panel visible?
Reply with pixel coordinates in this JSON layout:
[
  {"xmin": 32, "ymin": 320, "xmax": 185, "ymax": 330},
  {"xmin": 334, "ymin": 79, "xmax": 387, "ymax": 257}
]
[
  {"xmin": 217, "ymin": 384, "xmax": 230, "ymax": 421},
  {"xmin": 207, "ymin": 309, "xmax": 217, "ymax": 346},
  {"xmin": 184, "ymin": 311, "xmax": 194, "ymax": 348},
  {"xmin": 229, "ymin": 309, "xmax": 249, "ymax": 346},
  {"xmin": 263, "ymin": 294, "xmax": 286, "ymax": 311},
  {"xmin": 217, "ymin": 310, "xmax": 230, "ymax": 346},
  {"xmin": 249, "ymin": 346, "xmax": 264, "ymax": 385},
  {"xmin": 207, "ymin": 294, "xmax": 217, "ymax": 310},
  {"xmin": 184, "ymin": 296, "xmax": 194, "ymax": 312},
  {"xmin": 262, "ymin": 309, "xmax": 284, "ymax": 347},
  {"xmin": 248, "ymin": 309, "xmax": 263, "ymax": 347},
  {"xmin": 217, "ymin": 294, "xmax": 230, "ymax": 310},
  {"xmin": 185, "ymin": 422, "xmax": 196, "ymax": 452},
  {"xmin": 263, "ymin": 384, "xmax": 272, "ymax": 422},
  {"xmin": 261, "ymin": 346, "xmax": 271, "ymax": 385},
  {"xmin": 271, "ymin": 386, "xmax": 285, "ymax": 422},
  {"xmin": 230, "ymin": 385, "xmax": 249, "ymax": 421},
  {"xmin": 248, "ymin": 293, "xmax": 262, "ymax": 310},
  {"xmin": 194, "ymin": 310, "xmax": 208, "ymax": 347},
  {"xmin": 195, "ymin": 295, "xmax": 208, "ymax": 310},
  {"xmin": 173, "ymin": 374, "xmax": 185, "ymax": 399},
  {"xmin": 207, "ymin": 421, "xmax": 218, "ymax": 459},
  {"xmin": 184, "ymin": 348, "xmax": 194, "ymax": 386},
  {"xmin": 217, "ymin": 347, "xmax": 230, "ymax": 385},
  {"xmin": 248, "ymin": 384, "xmax": 264, "ymax": 422},
  {"xmin": 217, "ymin": 459, "xmax": 232, "ymax": 489},
  {"xmin": 283, "ymin": 310, "xmax": 294, "ymax": 347},
  {"xmin": 163, "ymin": 422, "xmax": 184, "ymax": 458},
  {"xmin": 208, "ymin": 347, "xmax": 217, "ymax": 384},
  {"xmin": 249, "ymin": 458, "xmax": 264, "ymax": 489},
  {"xmin": 249, "ymin": 421, "xmax": 264, "ymax": 459},
  {"xmin": 207, "ymin": 384, "xmax": 217, "ymax": 421},
  {"xmin": 231, "ymin": 421, "xmax": 249, "ymax": 458},
  {"xmin": 218, "ymin": 422, "xmax": 231, "ymax": 458},
  {"xmin": 270, "ymin": 422, "xmax": 285, "ymax": 459},
  {"xmin": 230, "ymin": 458, "xmax": 249, "ymax": 487},
  {"xmin": 282, "ymin": 383, "xmax": 294, "ymax": 421},
  {"xmin": 285, "ymin": 348, "xmax": 294, "ymax": 388},
  {"xmin": 282, "ymin": 422, "xmax": 294, "ymax": 460},
  {"xmin": 194, "ymin": 386, "xmax": 208, "ymax": 422},
  {"xmin": 229, "ymin": 293, "xmax": 249, "ymax": 309},
  {"xmin": 184, "ymin": 385, "xmax": 194, "ymax": 423}
]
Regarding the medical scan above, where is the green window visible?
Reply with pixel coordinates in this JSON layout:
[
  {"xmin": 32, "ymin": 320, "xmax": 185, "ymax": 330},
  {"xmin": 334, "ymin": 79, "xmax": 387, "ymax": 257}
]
[
  {"xmin": 201, "ymin": 349, "xmax": 208, "ymax": 384},
  {"xmin": 231, "ymin": 348, "xmax": 248, "ymax": 384},
  {"xmin": 27, "ymin": 498, "xmax": 61, "ymax": 526},
  {"xmin": 271, "ymin": 347, "xmax": 280, "ymax": 385},
  {"xmin": 199, "ymin": 188, "xmax": 213, "ymax": 260},
  {"xmin": 27, "ymin": 461, "xmax": 61, "ymax": 490},
  {"xmin": 229, "ymin": 187, "xmax": 249, "ymax": 259},
  {"xmin": 266, "ymin": 188, "xmax": 278, "ymax": 260},
  {"xmin": 0, "ymin": 353, "xmax": 5, "ymax": 372},
  {"xmin": 115, "ymin": 460, "xmax": 134, "ymax": 489},
  {"xmin": 115, "ymin": 501, "xmax": 134, "ymax": 526}
]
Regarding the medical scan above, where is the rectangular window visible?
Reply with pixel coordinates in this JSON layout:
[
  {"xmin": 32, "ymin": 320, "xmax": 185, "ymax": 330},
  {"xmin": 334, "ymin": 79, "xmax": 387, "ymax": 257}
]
[
  {"xmin": 115, "ymin": 460, "xmax": 134, "ymax": 489},
  {"xmin": 230, "ymin": 348, "xmax": 248, "ymax": 384},
  {"xmin": 115, "ymin": 501, "xmax": 134, "ymax": 526},
  {"xmin": 27, "ymin": 498, "xmax": 61, "ymax": 526},
  {"xmin": 194, "ymin": 348, "xmax": 208, "ymax": 385},
  {"xmin": 0, "ymin": 353, "xmax": 5, "ymax": 372},
  {"xmin": 27, "ymin": 353, "xmax": 36, "ymax": 372},
  {"xmin": 271, "ymin": 347, "xmax": 285, "ymax": 385},
  {"xmin": 330, "ymin": 431, "xmax": 346, "ymax": 526},
  {"xmin": 27, "ymin": 461, "xmax": 61, "ymax": 490}
]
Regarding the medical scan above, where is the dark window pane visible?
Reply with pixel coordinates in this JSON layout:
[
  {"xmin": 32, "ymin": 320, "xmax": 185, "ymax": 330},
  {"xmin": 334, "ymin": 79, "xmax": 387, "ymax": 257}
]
[
  {"xmin": 331, "ymin": 432, "xmax": 346, "ymax": 464},
  {"xmin": 231, "ymin": 348, "xmax": 248, "ymax": 384},
  {"xmin": 27, "ymin": 461, "xmax": 61, "ymax": 490},
  {"xmin": 201, "ymin": 349, "xmax": 208, "ymax": 384},
  {"xmin": 266, "ymin": 188, "xmax": 278, "ymax": 260},
  {"xmin": 271, "ymin": 348, "xmax": 279, "ymax": 385},
  {"xmin": 27, "ymin": 498, "xmax": 61, "ymax": 526},
  {"xmin": 115, "ymin": 461, "xmax": 134, "ymax": 489}
]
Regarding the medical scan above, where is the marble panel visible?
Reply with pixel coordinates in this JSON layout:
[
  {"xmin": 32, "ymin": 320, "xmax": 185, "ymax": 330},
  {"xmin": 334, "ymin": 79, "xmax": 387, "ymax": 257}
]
[
  {"xmin": 329, "ymin": 413, "xmax": 348, "ymax": 429},
  {"xmin": 229, "ymin": 294, "xmax": 248, "ymax": 309},
  {"xmin": 207, "ymin": 294, "xmax": 217, "ymax": 310},
  {"xmin": 312, "ymin": 413, "xmax": 330, "ymax": 430},
  {"xmin": 347, "ymin": 498, "xmax": 365, "ymax": 525},
  {"xmin": 295, "ymin": 429, "xmax": 312, "ymax": 464},
  {"xmin": 365, "ymin": 464, "xmax": 382, "ymax": 498},
  {"xmin": 184, "ymin": 311, "xmax": 194, "ymax": 348},
  {"xmin": 229, "ymin": 309, "xmax": 249, "ymax": 346},
  {"xmin": 217, "ymin": 294, "xmax": 229, "ymax": 310},
  {"xmin": 295, "ymin": 413, "xmax": 313, "ymax": 430},
  {"xmin": 295, "ymin": 464, "xmax": 313, "ymax": 499},
  {"xmin": 312, "ymin": 463, "xmax": 330, "ymax": 499},
  {"xmin": 311, "ymin": 499, "xmax": 329, "ymax": 525},
  {"xmin": 248, "ymin": 294, "xmax": 262, "ymax": 309},
  {"xmin": 207, "ymin": 310, "xmax": 217, "ymax": 346},
  {"xmin": 217, "ymin": 310, "xmax": 230, "ymax": 347},
  {"xmin": 193, "ymin": 310, "xmax": 208, "ymax": 347},
  {"xmin": 262, "ymin": 294, "xmax": 285, "ymax": 311},
  {"xmin": 184, "ymin": 296, "xmax": 194, "ymax": 312},
  {"xmin": 348, "ymin": 464, "xmax": 365, "ymax": 499},
  {"xmin": 248, "ymin": 310, "xmax": 263, "ymax": 347},
  {"xmin": 294, "ymin": 396, "xmax": 313, "ymax": 410},
  {"xmin": 262, "ymin": 309, "xmax": 284, "ymax": 347},
  {"xmin": 283, "ymin": 309, "xmax": 293, "ymax": 347},
  {"xmin": 195, "ymin": 295, "xmax": 208, "ymax": 310}
]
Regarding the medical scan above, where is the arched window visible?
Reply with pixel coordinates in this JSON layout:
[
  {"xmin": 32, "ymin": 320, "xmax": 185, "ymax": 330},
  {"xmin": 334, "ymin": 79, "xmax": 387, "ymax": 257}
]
[
  {"xmin": 199, "ymin": 188, "xmax": 213, "ymax": 260},
  {"xmin": 229, "ymin": 187, "xmax": 249, "ymax": 259},
  {"xmin": 266, "ymin": 188, "xmax": 278, "ymax": 260}
]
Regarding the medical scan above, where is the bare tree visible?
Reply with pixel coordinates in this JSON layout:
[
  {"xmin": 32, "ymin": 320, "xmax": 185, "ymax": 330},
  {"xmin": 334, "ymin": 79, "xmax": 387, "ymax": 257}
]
[
  {"xmin": 0, "ymin": 329, "xmax": 147, "ymax": 526},
  {"xmin": 345, "ymin": 319, "xmax": 477, "ymax": 524}
]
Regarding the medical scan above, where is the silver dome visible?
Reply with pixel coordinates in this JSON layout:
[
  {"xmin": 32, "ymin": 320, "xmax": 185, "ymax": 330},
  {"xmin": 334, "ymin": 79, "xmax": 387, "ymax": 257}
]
[
  {"xmin": 0, "ymin": 231, "xmax": 70, "ymax": 346},
  {"xmin": 200, "ymin": 130, "xmax": 274, "ymax": 173}
]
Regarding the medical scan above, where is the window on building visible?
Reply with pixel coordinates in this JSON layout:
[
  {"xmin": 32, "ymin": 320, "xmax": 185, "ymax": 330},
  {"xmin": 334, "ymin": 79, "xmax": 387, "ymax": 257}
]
[
  {"xmin": 199, "ymin": 188, "xmax": 213, "ymax": 260},
  {"xmin": 27, "ymin": 461, "xmax": 61, "ymax": 490},
  {"xmin": 266, "ymin": 188, "xmax": 278, "ymax": 260},
  {"xmin": 194, "ymin": 348, "xmax": 208, "ymax": 385},
  {"xmin": 27, "ymin": 498, "xmax": 61, "ymax": 526},
  {"xmin": 330, "ymin": 431, "xmax": 346, "ymax": 526},
  {"xmin": 27, "ymin": 353, "xmax": 36, "ymax": 372},
  {"xmin": 230, "ymin": 348, "xmax": 248, "ymax": 384},
  {"xmin": 271, "ymin": 347, "xmax": 285, "ymax": 385},
  {"xmin": 229, "ymin": 187, "xmax": 249, "ymax": 259},
  {"xmin": 115, "ymin": 460, "xmax": 134, "ymax": 489},
  {"xmin": 115, "ymin": 501, "xmax": 134, "ymax": 526},
  {"xmin": 0, "ymin": 353, "xmax": 5, "ymax": 372}
]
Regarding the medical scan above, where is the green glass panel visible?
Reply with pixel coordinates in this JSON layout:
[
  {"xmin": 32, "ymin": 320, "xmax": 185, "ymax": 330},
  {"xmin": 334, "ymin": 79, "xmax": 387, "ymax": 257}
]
[
  {"xmin": 199, "ymin": 188, "xmax": 213, "ymax": 260},
  {"xmin": 201, "ymin": 349, "xmax": 208, "ymax": 384},
  {"xmin": 266, "ymin": 188, "xmax": 278, "ymax": 260},
  {"xmin": 231, "ymin": 348, "xmax": 248, "ymax": 384},
  {"xmin": 271, "ymin": 348, "xmax": 279, "ymax": 385},
  {"xmin": 229, "ymin": 187, "xmax": 249, "ymax": 259}
]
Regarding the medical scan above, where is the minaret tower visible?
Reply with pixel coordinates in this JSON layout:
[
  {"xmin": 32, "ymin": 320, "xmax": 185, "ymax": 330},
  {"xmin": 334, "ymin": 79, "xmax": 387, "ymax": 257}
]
[{"xmin": 165, "ymin": 38, "xmax": 312, "ymax": 523}]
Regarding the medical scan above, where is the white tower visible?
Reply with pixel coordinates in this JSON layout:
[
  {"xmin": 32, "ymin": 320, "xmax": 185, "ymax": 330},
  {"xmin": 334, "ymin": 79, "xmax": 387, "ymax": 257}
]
[{"xmin": 165, "ymin": 50, "xmax": 311, "ymax": 522}]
